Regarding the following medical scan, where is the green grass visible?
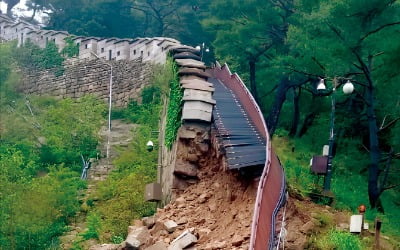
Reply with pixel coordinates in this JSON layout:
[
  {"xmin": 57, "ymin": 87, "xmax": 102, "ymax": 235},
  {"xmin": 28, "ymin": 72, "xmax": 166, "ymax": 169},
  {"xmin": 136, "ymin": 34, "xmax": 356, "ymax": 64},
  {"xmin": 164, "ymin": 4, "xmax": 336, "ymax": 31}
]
[
  {"xmin": 272, "ymin": 131, "xmax": 400, "ymax": 242},
  {"xmin": 315, "ymin": 229, "xmax": 363, "ymax": 250}
]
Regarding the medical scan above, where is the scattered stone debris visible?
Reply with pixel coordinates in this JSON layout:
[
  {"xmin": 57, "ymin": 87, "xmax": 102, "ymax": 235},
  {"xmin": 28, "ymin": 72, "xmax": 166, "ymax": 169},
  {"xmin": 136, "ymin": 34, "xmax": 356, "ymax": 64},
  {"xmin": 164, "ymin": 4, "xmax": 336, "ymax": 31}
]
[
  {"xmin": 143, "ymin": 216, "xmax": 156, "ymax": 229},
  {"xmin": 164, "ymin": 220, "xmax": 178, "ymax": 233},
  {"xmin": 89, "ymin": 243, "xmax": 122, "ymax": 250},
  {"xmin": 168, "ymin": 230, "xmax": 197, "ymax": 250},
  {"xmin": 124, "ymin": 226, "xmax": 151, "ymax": 249},
  {"xmin": 137, "ymin": 151, "xmax": 257, "ymax": 249}
]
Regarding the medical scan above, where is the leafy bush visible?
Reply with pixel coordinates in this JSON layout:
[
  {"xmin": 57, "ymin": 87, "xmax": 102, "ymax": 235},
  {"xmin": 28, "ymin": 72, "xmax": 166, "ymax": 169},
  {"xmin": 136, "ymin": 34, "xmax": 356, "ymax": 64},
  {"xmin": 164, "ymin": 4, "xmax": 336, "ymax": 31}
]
[
  {"xmin": 61, "ymin": 36, "xmax": 79, "ymax": 57},
  {"xmin": 0, "ymin": 86, "xmax": 104, "ymax": 249},
  {"xmin": 81, "ymin": 212, "xmax": 101, "ymax": 240},
  {"xmin": 0, "ymin": 165, "xmax": 85, "ymax": 249},
  {"xmin": 142, "ymin": 85, "xmax": 161, "ymax": 105},
  {"xmin": 13, "ymin": 40, "xmax": 65, "ymax": 76},
  {"xmin": 316, "ymin": 229, "xmax": 362, "ymax": 250},
  {"xmin": 111, "ymin": 235, "xmax": 124, "ymax": 244}
]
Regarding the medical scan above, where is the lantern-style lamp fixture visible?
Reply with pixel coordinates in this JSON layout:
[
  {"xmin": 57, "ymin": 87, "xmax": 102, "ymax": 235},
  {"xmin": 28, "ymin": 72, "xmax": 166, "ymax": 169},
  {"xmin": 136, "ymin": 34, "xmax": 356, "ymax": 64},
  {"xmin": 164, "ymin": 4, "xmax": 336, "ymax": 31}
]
[
  {"xmin": 146, "ymin": 140, "xmax": 154, "ymax": 152},
  {"xmin": 342, "ymin": 80, "xmax": 355, "ymax": 95},
  {"xmin": 317, "ymin": 79, "xmax": 326, "ymax": 90}
]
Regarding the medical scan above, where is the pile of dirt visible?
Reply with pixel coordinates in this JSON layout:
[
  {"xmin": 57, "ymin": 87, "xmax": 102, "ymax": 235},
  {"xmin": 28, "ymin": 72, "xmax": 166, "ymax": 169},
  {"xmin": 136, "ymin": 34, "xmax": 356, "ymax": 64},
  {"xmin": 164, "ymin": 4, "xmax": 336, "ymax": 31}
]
[{"xmin": 144, "ymin": 163, "xmax": 258, "ymax": 249}]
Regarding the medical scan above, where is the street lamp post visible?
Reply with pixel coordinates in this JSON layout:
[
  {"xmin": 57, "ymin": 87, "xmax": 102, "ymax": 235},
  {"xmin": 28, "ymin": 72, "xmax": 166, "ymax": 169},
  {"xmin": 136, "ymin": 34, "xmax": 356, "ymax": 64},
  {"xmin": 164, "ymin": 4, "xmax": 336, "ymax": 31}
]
[
  {"xmin": 317, "ymin": 78, "xmax": 354, "ymax": 194},
  {"xmin": 91, "ymin": 52, "xmax": 113, "ymax": 159},
  {"xmin": 195, "ymin": 42, "xmax": 210, "ymax": 61}
]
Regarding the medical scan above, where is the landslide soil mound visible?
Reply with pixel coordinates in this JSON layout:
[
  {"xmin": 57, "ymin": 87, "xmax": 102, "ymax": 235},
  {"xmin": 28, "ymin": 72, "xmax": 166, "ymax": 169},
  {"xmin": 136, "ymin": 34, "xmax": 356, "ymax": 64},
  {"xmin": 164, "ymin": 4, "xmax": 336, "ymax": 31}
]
[{"xmin": 144, "ymin": 157, "xmax": 259, "ymax": 249}]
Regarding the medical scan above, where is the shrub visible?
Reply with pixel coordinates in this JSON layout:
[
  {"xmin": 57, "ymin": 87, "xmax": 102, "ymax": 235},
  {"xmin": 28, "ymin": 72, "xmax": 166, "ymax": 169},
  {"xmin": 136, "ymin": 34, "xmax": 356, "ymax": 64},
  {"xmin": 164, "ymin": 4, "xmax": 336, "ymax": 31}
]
[
  {"xmin": 81, "ymin": 212, "xmax": 101, "ymax": 240},
  {"xmin": 61, "ymin": 36, "xmax": 79, "ymax": 58},
  {"xmin": 317, "ymin": 229, "xmax": 362, "ymax": 250},
  {"xmin": 13, "ymin": 40, "xmax": 65, "ymax": 76}
]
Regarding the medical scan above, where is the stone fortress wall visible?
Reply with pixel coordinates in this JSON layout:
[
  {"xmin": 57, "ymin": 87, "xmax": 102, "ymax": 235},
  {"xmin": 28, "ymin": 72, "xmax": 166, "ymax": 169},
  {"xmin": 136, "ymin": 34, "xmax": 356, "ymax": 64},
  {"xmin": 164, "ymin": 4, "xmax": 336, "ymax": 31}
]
[
  {"xmin": 0, "ymin": 14, "xmax": 180, "ymax": 64},
  {"xmin": 18, "ymin": 58, "xmax": 153, "ymax": 106},
  {"xmin": 0, "ymin": 14, "xmax": 182, "ymax": 106}
]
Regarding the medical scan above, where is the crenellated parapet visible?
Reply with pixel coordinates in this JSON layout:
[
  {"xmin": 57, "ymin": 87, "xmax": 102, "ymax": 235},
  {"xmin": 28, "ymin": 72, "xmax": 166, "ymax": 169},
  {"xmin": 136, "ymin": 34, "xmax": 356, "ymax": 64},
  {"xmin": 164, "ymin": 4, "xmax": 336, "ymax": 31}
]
[{"xmin": 0, "ymin": 14, "xmax": 180, "ymax": 64}]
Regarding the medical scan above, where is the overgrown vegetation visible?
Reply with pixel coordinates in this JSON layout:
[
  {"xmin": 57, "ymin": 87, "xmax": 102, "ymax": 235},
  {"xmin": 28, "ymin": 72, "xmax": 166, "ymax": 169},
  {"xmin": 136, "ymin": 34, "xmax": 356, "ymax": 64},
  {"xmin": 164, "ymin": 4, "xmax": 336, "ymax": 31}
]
[
  {"xmin": 112, "ymin": 86, "xmax": 162, "ymax": 128},
  {"xmin": 164, "ymin": 58, "xmax": 182, "ymax": 149},
  {"xmin": 61, "ymin": 36, "xmax": 80, "ymax": 57},
  {"xmin": 81, "ymin": 212, "xmax": 101, "ymax": 240},
  {"xmin": 13, "ymin": 40, "xmax": 65, "ymax": 76},
  {"xmin": 315, "ymin": 229, "xmax": 363, "ymax": 250},
  {"xmin": 273, "ymin": 131, "xmax": 400, "ymax": 242},
  {"xmin": 0, "ymin": 42, "xmax": 106, "ymax": 249},
  {"xmin": 72, "ymin": 63, "xmax": 172, "ymax": 247}
]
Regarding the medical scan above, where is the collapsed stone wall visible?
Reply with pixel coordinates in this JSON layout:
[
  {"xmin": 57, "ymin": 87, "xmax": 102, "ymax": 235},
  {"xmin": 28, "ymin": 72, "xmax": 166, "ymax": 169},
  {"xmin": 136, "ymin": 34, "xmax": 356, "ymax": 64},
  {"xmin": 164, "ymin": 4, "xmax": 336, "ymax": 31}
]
[{"xmin": 17, "ymin": 58, "xmax": 153, "ymax": 106}]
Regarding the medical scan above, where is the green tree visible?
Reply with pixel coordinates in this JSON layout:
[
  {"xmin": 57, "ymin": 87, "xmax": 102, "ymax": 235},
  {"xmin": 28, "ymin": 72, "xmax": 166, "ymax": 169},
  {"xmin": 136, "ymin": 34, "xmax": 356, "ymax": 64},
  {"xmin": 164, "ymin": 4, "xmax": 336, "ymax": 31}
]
[
  {"xmin": 285, "ymin": 0, "xmax": 400, "ymax": 209},
  {"xmin": 202, "ymin": 0, "xmax": 291, "ymax": 102},
  {"xmin": 38, "ymin": 0, "xmax": 141, "ymax": 38},
  {"xmin": 3, "ymin": 0, "xmax": 20, "ymax": 16}
]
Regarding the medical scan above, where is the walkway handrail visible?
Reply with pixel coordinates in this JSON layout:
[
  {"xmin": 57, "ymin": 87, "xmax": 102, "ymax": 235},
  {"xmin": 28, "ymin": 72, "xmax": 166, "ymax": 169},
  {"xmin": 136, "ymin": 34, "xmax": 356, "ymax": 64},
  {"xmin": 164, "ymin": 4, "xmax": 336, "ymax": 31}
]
[{"xmin": 212, "ymin": 63, "xmax": 286, "ymax": 250}]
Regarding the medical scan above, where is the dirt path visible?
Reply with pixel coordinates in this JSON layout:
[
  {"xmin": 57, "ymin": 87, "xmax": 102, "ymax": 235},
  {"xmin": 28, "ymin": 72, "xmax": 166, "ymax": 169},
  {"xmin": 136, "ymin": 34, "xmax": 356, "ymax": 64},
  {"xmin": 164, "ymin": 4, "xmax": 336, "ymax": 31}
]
[{"xmin": 59, "ymin": 119, "xmax": 136, "ymax": 249}]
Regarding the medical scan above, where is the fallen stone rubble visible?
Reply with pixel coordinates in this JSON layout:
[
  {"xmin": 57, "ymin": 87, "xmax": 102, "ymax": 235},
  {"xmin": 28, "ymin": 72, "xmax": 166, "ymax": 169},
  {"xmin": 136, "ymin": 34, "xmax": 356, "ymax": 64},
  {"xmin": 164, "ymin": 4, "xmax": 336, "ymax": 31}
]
[{"xmin": 91, "ymin": 165, "xmax": 257, "ymax": 250}]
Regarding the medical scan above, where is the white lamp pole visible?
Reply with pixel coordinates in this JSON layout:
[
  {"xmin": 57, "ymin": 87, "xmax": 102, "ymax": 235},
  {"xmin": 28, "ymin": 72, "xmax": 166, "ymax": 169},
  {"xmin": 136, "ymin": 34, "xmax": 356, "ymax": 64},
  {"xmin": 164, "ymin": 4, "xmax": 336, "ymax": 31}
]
[
  {"xmin": 195, "ymin": 42, "xmax": 209, "ymax": 61},
  {"xmin": 317, "ymin": 78, "xmax": 354, "ymax": 193},
  {"xmin": 91, "ymin": 52, "xmax": 113, "ymax": 159}
]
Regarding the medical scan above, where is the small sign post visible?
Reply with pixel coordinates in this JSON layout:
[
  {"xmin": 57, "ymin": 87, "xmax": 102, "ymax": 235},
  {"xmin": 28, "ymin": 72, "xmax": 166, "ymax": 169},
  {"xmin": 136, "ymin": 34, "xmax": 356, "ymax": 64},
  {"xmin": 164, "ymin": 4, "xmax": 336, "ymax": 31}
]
[{"xmin": 374, "ymin": 218, "xmax": 382, "ymax": 250}]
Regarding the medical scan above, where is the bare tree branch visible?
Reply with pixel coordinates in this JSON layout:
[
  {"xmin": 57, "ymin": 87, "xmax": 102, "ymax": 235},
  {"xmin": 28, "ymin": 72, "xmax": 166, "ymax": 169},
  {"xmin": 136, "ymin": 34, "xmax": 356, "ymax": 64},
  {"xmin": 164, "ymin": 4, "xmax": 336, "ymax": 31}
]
[
  {"xmin": 259, "ymin": 84, "xmax": 279, "ymax": 99},
  {"xmin": 379, "ymin": 117, "xmax": 400, "ymax": 132},
  {"xmin": 311, "ymin": 56, "xmax": 326, "ymax": 71},
  {"xmin": 379, "ymin": 148, "xmax": 394, "ymax": 195},
  {"xmin": 360, "ymin": 22, "xmax": 400, "ymax": 42},
  {"xmin": 285, "ymin": 66, "xmax": 322, "ymax": 78},
  {"xmin": 352, "ymin": 63, "xmax": 363, "ymax": 71},
  {"xmin": 382, "ymin": 184, "xmax": 400, "ymax": 191},
  {"xmin": 361, "ymin": 143, "xmax": 370, "ymax": 153}
]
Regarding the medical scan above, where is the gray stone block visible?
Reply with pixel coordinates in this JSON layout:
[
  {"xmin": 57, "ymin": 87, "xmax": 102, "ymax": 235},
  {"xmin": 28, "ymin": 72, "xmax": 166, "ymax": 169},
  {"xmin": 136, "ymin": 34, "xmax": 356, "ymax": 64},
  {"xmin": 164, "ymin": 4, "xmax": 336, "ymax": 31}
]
[
  {"xmin": 163, "ymin": 220, "xmax": 178, "ymax": 233},
  {"xmin": 168, "ymin": 230, "xmax": 197, "ymax": 250},
  {"xmin": 124, "ymin": 226, "xmax": 150, "ymax": 249}
]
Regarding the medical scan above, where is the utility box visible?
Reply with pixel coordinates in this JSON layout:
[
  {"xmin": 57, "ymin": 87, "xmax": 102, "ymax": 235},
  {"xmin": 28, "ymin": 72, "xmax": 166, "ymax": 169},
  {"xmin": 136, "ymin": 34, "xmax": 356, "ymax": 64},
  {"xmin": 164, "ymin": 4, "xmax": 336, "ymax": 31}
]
[
  {"xmin": 350, "ymin": 215, "xmax": 363, "ymax": 233},
  {"xmin": 311, "ymin": 156, "xmax": 328, "ymax": 175},
  {"xmin": 145, "ymin": 183, "xmax": 162, "ymax": 202}
]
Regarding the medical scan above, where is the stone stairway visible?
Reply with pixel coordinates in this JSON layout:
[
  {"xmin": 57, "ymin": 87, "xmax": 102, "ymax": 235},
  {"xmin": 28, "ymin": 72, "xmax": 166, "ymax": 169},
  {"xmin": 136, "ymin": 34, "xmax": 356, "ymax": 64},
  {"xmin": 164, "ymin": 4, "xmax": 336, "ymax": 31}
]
[
  {"xmin": 88, "ymin": 119, "xmax": 136, "ymax": 181},
  {"xmin": 60, "ymin": 119, "xmax": 136, "ymax": 249}
]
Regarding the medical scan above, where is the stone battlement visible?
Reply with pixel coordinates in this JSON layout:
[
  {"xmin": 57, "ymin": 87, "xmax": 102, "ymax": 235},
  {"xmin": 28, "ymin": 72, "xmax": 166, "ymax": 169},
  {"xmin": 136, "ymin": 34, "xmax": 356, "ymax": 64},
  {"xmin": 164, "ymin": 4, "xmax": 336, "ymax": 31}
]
[{"xmin": 0, "ymin": 14, "xmax": 180, "ymax": 64}]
